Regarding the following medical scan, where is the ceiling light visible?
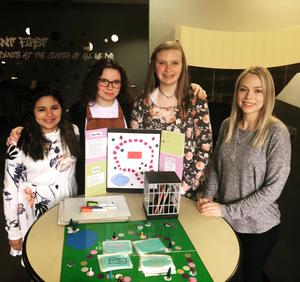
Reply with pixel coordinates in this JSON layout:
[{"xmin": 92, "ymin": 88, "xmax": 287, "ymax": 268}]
[
  {"xmin": 83, "ymin": 41, "xmax": 93, "ymax": 52},
  {"xmin": 25, "ymin": 27, "xmax": 31, "ymax": 35},
  {"xmin": 11, "ymin": 74, "xmax": 19, "ymax": 80},
  {"xmin": 111, "ymin": 34, "xmax": 119, "ymax": 42}
]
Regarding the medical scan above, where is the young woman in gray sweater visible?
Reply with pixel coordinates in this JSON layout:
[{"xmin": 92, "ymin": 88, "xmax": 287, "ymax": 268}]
[{"xmin": 197, "ymin": 66, "xmax": 291, "ymax": 282}]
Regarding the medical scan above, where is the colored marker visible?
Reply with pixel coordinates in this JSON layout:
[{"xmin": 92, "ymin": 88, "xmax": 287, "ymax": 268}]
[{"xmin": 80, "ymin": 206, "xmax": 107, "ymax": 212}]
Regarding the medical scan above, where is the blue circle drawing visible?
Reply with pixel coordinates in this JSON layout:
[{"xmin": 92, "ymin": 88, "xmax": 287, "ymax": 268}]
[{"xmin": 111, "ymin": 173, "xmax": 130, "ymax": 186}]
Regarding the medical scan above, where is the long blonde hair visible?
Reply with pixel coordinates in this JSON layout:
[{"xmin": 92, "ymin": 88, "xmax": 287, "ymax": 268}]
[
  {"xmin": 143, "ymin": 41, "xmax": 190, "ymax": 115},
  {"xmin": 225, "ymin": 66, "xmax": 284, "ymax": 148}
]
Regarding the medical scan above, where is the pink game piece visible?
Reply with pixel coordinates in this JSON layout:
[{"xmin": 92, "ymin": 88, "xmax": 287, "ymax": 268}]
[{"xmin": 90, "ymin": 249, "xmax": 98, "ymax": 255}]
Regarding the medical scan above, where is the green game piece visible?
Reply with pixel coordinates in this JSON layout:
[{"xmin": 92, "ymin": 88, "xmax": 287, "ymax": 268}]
[
  {"xmin": 66, "ymin": 260, "xmax": 74, "ymax": 268},
  {"xmin": 190, "ymin": 267, "xmax": 197, "ymax": 276},
  {"xmin": 72, "ymin": 221, "xmax": 77, "ymax": 231},
  {"xmin": 108, "ymin": 271, "xmax": 113, "ymax": 279},
  {"xmin": 168, "ymin": 239, "xmax": 173, "ymax": 249},
  {"xmin": 166, "ymin": 266, "xmax": 172, "ymax": 278}
]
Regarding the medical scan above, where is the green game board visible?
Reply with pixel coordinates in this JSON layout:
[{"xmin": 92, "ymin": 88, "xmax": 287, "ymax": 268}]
[{"xmin": 61, "ymin": 218, "xmax": 213, "ymax": 282}]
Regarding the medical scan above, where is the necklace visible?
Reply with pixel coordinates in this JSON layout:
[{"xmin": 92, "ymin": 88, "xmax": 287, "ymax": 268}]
[
  {"xmin": 159, "ymin": 87, "xmax": 174, "ymax": 99},
  {"xmin": 231, "ymin": 129, "xmax": 253, "ymax": 162}
]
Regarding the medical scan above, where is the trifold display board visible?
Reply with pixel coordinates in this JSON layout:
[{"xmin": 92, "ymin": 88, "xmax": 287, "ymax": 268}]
[{"xmin": 85, "ymin": 129, "xmax": 185, "ymax": 197}]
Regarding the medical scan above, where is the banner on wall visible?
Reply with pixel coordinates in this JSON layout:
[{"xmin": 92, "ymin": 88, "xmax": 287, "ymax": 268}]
[{"xmin": 0, "ymin": 35, "xmax": 113, "ymax": 61}]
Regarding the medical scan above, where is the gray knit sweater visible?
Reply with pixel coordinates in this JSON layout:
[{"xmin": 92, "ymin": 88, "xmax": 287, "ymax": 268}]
[{"xmin": 203, "ymin": 119, "xmax": 291, "ymax": 233}]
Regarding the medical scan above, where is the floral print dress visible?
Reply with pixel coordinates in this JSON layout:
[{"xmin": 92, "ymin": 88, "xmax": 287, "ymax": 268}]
[
  {"xmin": 3, "ymin": 129, "xmax": 77, "ymax": 253},
  {"xmin": 131, "ymin": 88, "xmax": 213, "ymax": 200}
]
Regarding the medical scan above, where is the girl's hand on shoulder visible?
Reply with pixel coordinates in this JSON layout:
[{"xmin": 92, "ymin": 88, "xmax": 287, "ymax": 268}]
[
  {"xmin": 6, "ymin": 126, "xmax": 23, "ymax": 146},
  {"xmin": 197, "ymin": 199, "xmax": 221, "ymax": 217},
  {"xmin": 191, "ymin": 83, "xmax": 207, "ymax": 100},
  {"xmin": 9, "ymin": 238, "xmax": 22, "ymax": 251}
]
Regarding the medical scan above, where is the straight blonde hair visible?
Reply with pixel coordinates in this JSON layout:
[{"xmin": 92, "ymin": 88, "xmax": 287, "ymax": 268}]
[{"xmin": 225, "ymin": 66, "xmax": 284, "ymax": 148}]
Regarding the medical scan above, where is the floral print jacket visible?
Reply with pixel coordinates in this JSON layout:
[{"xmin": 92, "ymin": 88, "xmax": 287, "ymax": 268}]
[
  {"xmin": 3, "ymin": 128, "xmax": 77, "ymax": 250},
  {"xmin": 131, "ymin": 88, "xmax": 213, "ymax": 200}
]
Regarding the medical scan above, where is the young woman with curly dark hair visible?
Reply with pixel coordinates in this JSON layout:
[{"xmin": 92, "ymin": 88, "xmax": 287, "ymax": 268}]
[{"xmin": 69, "ymin": 58, "xmax": 133, "ymax": 194}]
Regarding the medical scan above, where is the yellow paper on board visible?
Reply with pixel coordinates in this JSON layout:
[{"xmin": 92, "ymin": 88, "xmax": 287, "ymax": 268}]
[
  {"xmin": 85, "ymin": 160, "xmax": 106, "ymax": 197},
  {"xmin": 160, "ymin": 130, "xmax": 185, "ymax": 157}
]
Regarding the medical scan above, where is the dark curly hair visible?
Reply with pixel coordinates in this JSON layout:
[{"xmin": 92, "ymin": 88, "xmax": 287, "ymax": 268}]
[
  {"xmin": 18, "ymin": 85, "xmax": 80, "ymax": 161},
  {"xmin": 80, "ymin": 58, "xmax": 132, "ymax": 122}
]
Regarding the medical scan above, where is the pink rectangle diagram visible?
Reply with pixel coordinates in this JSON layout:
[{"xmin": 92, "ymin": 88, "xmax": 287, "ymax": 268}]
[{"xmin": 127, "ymin": 151, "xmax": 142, "ymax": 159}]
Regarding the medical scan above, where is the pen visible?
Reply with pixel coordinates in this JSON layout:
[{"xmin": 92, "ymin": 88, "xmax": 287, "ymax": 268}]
[
  {"xmin": 80, "ymin": 206, "xmax": 107, "ymax": 212},
  {"xmin": 98, "ymin": 203, "xmax": 117, "ymax": 208},
  {"xmin": 98, "ymin": 201, "xmax": 114, "ymax": 205},
  {"xmin": 86, "ymin": 201, "xmax": 115, "ymax": 207}
]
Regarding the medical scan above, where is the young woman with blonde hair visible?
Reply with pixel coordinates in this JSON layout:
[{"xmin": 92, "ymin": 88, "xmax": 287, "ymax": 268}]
[{"xmin": 197, "ymin": 66, "xmax": 291, "ymax": 282}]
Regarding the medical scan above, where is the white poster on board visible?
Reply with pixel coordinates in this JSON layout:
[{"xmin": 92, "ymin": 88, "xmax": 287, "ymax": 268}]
[{"xmin": 106, "ymin": 129, "xmax": 161, "ymax": 192}]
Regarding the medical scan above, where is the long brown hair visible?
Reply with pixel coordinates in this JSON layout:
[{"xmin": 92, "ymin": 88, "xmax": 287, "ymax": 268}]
[
  {"xmin": 18, "ymin": 86, "xmax": 80, "ymax": 160},
  {"xmin": 143, "ymin": 41, "xmax": 190, "ymax": 114}
]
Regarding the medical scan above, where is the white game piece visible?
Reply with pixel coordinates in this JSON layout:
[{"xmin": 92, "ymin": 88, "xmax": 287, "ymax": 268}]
[{"xmin": 86, "ymin": 267, "xmax": 95, "ymax": 277}]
